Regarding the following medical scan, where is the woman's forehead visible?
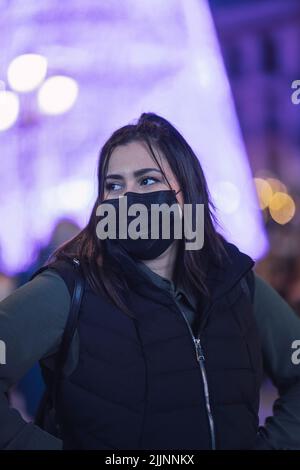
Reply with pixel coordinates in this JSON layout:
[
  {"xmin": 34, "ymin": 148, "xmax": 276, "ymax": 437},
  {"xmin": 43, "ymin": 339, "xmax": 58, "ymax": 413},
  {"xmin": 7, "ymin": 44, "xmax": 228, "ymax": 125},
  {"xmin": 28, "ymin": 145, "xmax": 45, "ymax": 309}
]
[{"xmin": 107, "ymin": 141, "xmax": 166, "ymax": 173}]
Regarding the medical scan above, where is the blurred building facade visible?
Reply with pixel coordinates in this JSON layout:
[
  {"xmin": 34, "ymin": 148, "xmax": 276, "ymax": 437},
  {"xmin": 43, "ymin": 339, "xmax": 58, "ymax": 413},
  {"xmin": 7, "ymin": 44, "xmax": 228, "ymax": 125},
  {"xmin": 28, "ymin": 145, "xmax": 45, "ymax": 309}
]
[
  {"xmin": 210, "ymin": 0, "xmax": 300, "ymax": 189},
  {"xmin": 209, "ymin": 0, "xmax": 300, "ymax": 316}
]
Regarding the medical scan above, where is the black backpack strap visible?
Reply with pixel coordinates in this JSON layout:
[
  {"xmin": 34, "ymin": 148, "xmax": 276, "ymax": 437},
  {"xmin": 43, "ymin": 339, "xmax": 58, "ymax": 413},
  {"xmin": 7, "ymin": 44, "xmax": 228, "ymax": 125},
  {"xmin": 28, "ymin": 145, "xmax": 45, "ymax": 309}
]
[
  {"xmin": 51, "ymin": 258, "xmax": 85, "ymax": 409},
  {"xmin": 30, "ymin": 257, "xmax": 85, "ymax": 423}
]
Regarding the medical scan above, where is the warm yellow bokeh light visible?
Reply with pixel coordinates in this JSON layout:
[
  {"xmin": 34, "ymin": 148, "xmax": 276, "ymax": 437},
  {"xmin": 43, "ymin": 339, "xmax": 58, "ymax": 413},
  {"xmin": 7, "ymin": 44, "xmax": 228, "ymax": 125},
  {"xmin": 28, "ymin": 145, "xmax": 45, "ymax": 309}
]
[
  {"xmin": 269, "ymin": 192, "xmax": 296, "ymax": 225},
  {"xmin": 254, "ymin": 178, "xmax": 273, "ymax": 210},
  {"xmin": 266, "ymin": 177, "xmax": 287, "ymax": 194}
]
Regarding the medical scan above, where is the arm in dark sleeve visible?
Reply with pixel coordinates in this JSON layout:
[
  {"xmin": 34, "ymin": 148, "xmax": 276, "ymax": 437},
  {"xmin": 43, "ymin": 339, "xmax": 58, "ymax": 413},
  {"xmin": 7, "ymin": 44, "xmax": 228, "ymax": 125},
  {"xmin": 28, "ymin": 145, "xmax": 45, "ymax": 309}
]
[
  {"xmin": 253, "ymin": 272, "xmax": 300, "ymax": 450},
  {"xmin": 0, "ymin": 269, "xmax": 71, "ymax": 449}
]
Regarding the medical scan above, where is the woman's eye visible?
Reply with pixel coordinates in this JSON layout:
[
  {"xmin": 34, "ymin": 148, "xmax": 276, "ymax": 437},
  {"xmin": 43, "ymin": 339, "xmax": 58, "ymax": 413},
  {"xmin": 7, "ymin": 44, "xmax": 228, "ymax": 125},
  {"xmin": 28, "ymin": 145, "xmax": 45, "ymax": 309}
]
[
  {"xmin": 140, "ymin": 176, "xmax": 159, "ymax": 186},
  {"xmin": 105, "ymin": 182, "xmax": 122, "ymax": 191}
]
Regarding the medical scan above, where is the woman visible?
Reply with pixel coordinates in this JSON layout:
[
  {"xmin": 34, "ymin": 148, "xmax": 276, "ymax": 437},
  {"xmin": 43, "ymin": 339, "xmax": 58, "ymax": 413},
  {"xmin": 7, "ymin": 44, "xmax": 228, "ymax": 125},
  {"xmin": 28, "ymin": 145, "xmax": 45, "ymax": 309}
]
[{"xmin": 1, "ymin": 112, "xmax": 300, "ymax": 450}]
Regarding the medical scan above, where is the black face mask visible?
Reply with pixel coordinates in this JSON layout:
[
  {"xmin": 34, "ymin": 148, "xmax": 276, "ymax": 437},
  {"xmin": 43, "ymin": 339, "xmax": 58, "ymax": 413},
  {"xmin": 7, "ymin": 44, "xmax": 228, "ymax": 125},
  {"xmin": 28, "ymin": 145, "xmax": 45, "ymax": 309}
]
[{"xmin": 99, "ymin": 189, "xmax": 182, "ymax": 260}]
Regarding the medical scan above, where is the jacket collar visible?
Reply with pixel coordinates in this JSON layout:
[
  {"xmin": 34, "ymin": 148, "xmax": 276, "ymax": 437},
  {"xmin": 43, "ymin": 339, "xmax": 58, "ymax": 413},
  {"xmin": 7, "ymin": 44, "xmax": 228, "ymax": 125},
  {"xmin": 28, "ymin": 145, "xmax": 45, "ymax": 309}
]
[
  {"xmin": 104, "ymin": 238, "xmax": 254, "ymax": 308},
  {"xmin": 134, "ymin": 257, "xmax": 199, "ymax": 311},
  {"xmin": 203, "ymin": 240, "xmax": 255, "ymax": 301}
]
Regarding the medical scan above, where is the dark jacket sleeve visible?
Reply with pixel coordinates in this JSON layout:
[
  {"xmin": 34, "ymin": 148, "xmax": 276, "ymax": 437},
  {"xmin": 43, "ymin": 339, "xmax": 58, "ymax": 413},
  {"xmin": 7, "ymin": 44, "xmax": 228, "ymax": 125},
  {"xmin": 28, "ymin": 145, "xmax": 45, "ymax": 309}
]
[
  {"xmin": 253, "ymin": 273, "xmax": 300, "ymax": 450},
  {"xmin": 0, "ymin": 269, "xmax": 71, "ymax": 449}
]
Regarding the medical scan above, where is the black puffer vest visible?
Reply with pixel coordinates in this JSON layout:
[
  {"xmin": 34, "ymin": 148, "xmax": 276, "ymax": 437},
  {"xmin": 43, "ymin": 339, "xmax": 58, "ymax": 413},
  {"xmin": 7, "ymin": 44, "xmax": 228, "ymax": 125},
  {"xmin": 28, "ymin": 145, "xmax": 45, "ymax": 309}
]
[{"xmin": 41, "ymin": 240, "xmax": 263, "ymax": 450}]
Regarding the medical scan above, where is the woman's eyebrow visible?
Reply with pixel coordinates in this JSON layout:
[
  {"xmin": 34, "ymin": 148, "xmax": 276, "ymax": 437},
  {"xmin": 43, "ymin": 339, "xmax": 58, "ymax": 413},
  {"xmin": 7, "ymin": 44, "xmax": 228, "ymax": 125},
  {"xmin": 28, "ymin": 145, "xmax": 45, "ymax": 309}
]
[{"xmin": 105, "ymin": 168, "xmax": 162, "ymax": 180}]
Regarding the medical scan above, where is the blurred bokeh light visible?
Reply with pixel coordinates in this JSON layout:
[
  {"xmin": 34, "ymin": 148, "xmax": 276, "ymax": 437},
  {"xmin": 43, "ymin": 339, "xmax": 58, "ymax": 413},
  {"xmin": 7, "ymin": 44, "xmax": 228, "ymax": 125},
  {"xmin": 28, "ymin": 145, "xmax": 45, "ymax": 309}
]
[{"xmin": 7, "ymin": 53, "xmax": 48, "ymax": 93}]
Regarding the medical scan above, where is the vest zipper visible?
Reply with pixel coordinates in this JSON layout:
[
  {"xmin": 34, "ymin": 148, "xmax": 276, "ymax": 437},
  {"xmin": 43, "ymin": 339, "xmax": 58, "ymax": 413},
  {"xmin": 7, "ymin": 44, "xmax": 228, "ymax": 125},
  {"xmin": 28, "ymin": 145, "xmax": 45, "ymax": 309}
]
[
  {"xmin": 176, "ymin": 306, "xmax": 217, "ymax": 450},
  {"xmin": 194, "ymin": 337, "xmax": 216, "ymax": 450}
]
